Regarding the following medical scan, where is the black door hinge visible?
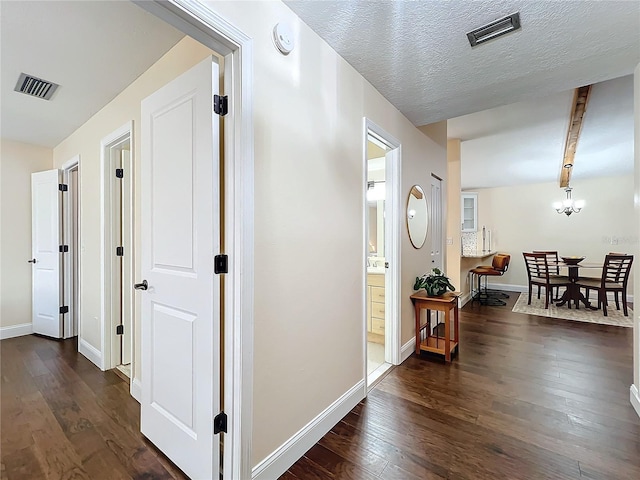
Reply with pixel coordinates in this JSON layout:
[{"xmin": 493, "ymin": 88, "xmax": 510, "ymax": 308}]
[
  {"xmin": 214, "ymin": 254, "xmax": 228, "ymax": 274},
  {"xmin": 116, "ymin": 325, "xmax": 124, "ymax": 335},
  {"xmin": 60, "ymin": 306, "xmax": 69, "ymax": 314},
  {"xmin": 115, "ymin": 168, "xmax": 124, "ymax": 178},
  {"xmin": 116, "ymin": 246, "xmax": 124, "ymax": 257},
  {"xmin": 213, "ymin": 95, "xmax": 228, "ymax": 116},
  {"xmin": 214, "ymin": 411, "xmax": 227, "ymax": 434},
  {"xmin": 59, "ymin": 245, "xmax": 69, "ymax": 253},
  {"xmin": 59, "ymin": 183, "xmax": 68, "ymax": 192}
]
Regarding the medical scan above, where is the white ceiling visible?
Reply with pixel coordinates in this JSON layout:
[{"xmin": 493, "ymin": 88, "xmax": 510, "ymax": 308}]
[
  {"xmin": 0, "ymin": 1, "xmax": 184, "ymax": 148},
  {"xmin": 1, "ymin": 0, "xmax": 637, "ymax": 188},
  {"xmin": 286, "ymin": 0, "xmax": 638, "ymax": 189},
  {"xmin": 285, "ymin": 0, "xmax": 640, "ymax": 126},
  {"xmin": 449, "ymin": 75, "xmax": 634, "ymax": 189}
]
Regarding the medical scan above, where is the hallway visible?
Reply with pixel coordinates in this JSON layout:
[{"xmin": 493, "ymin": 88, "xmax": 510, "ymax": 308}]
[{"xmin": 1, "ymin": 293, "xmax": 639, "ymax": 479}]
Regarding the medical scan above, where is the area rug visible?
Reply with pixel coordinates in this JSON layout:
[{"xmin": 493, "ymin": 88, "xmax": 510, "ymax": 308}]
[{"xmin": 512, "ymin": 293, "xmax": 633, "ymax": 328}]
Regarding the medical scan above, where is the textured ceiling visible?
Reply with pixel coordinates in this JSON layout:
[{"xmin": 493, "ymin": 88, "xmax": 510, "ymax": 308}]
[
  {"xmin": 0, "ymin": 1, "xmax": 184, "ymax": 147},
  {"xmin": 448, "ymin": 75, "xmax": 634, "ymax": 189},
  {"xmin": 285, "ymin": 0, "xmax": 640, "ymax": 126},
  {"xmin": 286, "ymin": 0, "xmax": 637, "ymax": 189}
]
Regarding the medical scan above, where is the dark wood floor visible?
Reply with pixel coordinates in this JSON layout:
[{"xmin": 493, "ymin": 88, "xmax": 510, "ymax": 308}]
[
  {"xmin": 2, "ymin": 294, "xmax": 638, "ymax": 480},
  {"xmin": 0, "ymin": 335, "xmax": 188, "ymax": 480},
  {"xmin": 283, "ymin": 293, "xmax": 640, "ymax": 479}
]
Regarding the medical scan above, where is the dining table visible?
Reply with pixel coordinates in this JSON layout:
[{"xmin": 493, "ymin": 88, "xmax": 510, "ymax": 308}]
[{"xmin": 553, "ymin": 259, "xmax": 601, "ymax": 309}]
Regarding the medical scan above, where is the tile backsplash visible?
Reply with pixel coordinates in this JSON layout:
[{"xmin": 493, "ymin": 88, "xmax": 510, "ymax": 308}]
[{"xmin": 461, "ymin": 232, "xmax": 478, "ymax": 255}]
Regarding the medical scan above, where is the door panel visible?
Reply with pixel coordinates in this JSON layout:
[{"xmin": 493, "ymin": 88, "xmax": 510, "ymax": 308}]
[
  {"xmin": 31, "ymin": 169, "xmax": 62, "ymax": 338},
  {"xmin": 140, "ymin": 56, "xmax": 219, "ymax": 480}
]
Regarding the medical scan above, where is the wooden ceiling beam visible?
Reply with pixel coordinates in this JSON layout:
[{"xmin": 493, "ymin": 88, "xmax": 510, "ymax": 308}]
[{"xmin": 559, "ymin": 85, "xmax": 592, "ymax": 188}]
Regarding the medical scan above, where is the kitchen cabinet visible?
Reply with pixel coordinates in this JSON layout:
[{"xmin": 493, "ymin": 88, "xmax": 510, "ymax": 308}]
[{"xmin": 461, "ymin": 193, "xmax": 478, "ymax": 232}]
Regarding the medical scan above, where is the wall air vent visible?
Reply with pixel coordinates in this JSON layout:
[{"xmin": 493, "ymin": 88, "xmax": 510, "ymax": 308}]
[
  {"xmin": 467, "ymin": 12, "xmax": 521, "ymax": 47},
  {"xmin": 14, "ymin": 73, "xmax": 59, "ymax": 100}
]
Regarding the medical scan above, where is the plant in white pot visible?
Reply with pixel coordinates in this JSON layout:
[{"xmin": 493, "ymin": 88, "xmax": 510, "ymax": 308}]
[{"xmin": 414, "ymin": 268, "xmax": 455, "ymax": 297}]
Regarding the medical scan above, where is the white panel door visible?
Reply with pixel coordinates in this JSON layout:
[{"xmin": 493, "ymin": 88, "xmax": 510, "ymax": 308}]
[
  {"xmin": 31, "ymin": 169, "xmax": 62, "ymax": 338},
  {"xmin": 140, "ymin": 56, "xmax": 219, "ymax": 480}
]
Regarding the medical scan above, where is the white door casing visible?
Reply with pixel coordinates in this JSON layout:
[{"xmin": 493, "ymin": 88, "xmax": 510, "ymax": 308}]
[
  {"xmin": 431, "ymin": 176, "xmax": 443, "ymax": 271},
  {"xmin": 140, "ymin": 56, "xmax": 220, "ymax": 480},
  {"xmin": 61, "ymin": 156, "xmax": 79, "ymax": 339},
  {"xmin": 363, "ymin": 120, "xmax": 401, "ymax": 380},
  {"xmin": 31, "ymin": 169, "xmax": 63, "ymax": 338},
  {"xmin": 121, "ymin": 148, "xmax": 132, "ymax": 366},
  {"xmin": 383, "ymin": 143, "xmax": 401, "ymax": 365}
]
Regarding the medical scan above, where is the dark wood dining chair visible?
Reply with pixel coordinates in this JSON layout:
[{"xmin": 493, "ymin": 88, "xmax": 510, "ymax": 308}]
[
  {"xmin": 522, "ymin": 252, "xmax": 571, "ymax": 309},
  {"xmin": 532, "ymin": 250, "xmax": 563, "ymax": 301},
  {"xmin": 576, "ymin": 254, "xmax": 633, "ymax": 316}
]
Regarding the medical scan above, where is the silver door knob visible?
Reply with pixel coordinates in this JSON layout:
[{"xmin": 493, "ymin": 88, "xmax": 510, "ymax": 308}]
[{"xmin": 134, "ymin": 280, "xmax": 148, "ymax": 291}]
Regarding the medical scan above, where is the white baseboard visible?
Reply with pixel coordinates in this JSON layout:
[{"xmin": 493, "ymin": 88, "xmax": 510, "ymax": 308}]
[
  {"xmin": 0, "ymin": 323, "xmax": 32, "ymax": 340},
  {"xmin": 78, "ymin": 338, "xmax": 103, "ymax": 369},
  {"xmin": 460, "ymin": 292, "xmax": 472, "ymax": 307},
  {"xmin": 486, "ymin": 282, "xmax": 527, "ymax": 293},
  {"xmin": 400, "ymin": 338, "xmax": 414, "ymax": 363},
  {"xmin": 131, "ymin": 377, "xmax": 142, "ymax": 403},
  {"xmin": 631, "ymin": 385, "xmax": 640, "ymax": 419},
  {"xmin": 252, "ymin": 379, "xmax": 366, "ymax": 480}
]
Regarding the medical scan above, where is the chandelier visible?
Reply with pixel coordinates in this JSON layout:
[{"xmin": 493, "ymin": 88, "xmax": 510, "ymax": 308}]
[{"xmin": 553, "ymin": 186, "xmax": 584, "ymax": 216}]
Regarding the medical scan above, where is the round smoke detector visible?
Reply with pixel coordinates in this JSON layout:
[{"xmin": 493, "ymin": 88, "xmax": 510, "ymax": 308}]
[{"xmin": 273, "ymin": 23, "xmax": 294, "ymax": 55}]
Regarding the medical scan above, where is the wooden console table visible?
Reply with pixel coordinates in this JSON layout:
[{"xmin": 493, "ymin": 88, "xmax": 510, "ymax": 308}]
[{"xmin": 410, "ymin": 291, "xmax": 460, "ymax": 362}]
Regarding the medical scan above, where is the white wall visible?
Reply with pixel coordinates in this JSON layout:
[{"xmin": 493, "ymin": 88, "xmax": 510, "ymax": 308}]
[
  {"xmin": 52, "ymin": 37, "xmax": 216, "ymax": 368},
  {"xmin": 473, "ymin": 175, "xmax": 636, "ymax": 293},
  {"xmin": 0, "ymin": 140, "xmax": 53, "ymax": 333},
  {"xmin": 202, "ymin": 0, "xmax": 446, "ymax": 467}
]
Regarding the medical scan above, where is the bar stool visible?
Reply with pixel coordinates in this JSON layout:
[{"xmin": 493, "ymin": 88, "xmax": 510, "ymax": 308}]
[{"xmin": 471, "ymin": 254, "xmax": 511, "ymax": 305}]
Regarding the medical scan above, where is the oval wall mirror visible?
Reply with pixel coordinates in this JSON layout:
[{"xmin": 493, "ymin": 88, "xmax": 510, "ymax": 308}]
[{"xmin": 407, "ymin": 185, "xmax": 428, "ymax": 249}]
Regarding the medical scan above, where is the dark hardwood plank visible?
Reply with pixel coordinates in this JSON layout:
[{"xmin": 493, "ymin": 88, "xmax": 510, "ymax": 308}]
[
  {"xmin": 3, "ymin": 294, "xmax": 639, "ymax": 480},
  {"xmin": 282, "ymin": 292, "xmax": 640, "ymax": 479},
  {"xmin": 1, "ymin": 446, "xmax": 45, "ymax": 480},
  {"xmin": 0, "ymin": 334, "xmax": 188, "ymax": 480}
]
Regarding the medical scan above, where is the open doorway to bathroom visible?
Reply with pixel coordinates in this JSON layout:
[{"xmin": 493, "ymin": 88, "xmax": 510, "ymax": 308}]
[
  {"xmin": 365, "ymin": 132, "xmax": 394, "ymax": 384},
  {"xmin": 364, "ymin": 120, "xmax": 401, "ymax": 388}
]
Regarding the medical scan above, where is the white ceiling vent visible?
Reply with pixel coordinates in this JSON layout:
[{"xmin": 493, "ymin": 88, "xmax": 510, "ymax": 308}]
[
  {"xmin": 14, "ymin": 73, "xmax": 59, "ymax": 100},
  {"xmin": 467, "ymin": 12, "xmax": 521, "ymax": 47}
]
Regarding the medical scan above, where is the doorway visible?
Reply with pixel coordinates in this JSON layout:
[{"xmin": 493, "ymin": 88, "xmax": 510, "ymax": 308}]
[
  {"xmin": 364, "ymin": 120, "xmax": 401, "ymax": 387},
  {"xmin": 101, "ymin": 124, "xmax": 133, "ymax": 376},
  {"xmin": 108, "ymin": 3, "xmax": 254, "ymax": 478},
  {"xmin": 62, "ymin": 156, "xmax": 80, "ymax": 341},
  {"xmin": 366, "ymin": 134, "xmax": 388, "ymax": 377}
]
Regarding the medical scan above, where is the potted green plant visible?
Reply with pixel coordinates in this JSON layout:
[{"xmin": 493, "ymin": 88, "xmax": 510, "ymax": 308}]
[{"xmin": 414, "ymin": 268, "xmax": 455, "ymax": 296}]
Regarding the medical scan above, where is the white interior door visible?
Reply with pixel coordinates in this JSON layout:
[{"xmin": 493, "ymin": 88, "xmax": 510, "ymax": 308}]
[
  {"xmin": 31, "ymin": 169, "xmax": 63, "ymax": 338},
  {"xmin": 140, "ymin": 56, "xmax": 220, "ymax": 480}
]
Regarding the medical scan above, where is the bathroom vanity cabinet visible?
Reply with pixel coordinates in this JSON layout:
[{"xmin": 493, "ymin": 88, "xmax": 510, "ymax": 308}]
[{"xmin": 367, "ymin": 273, "xmax": 385, "ymax": 335}]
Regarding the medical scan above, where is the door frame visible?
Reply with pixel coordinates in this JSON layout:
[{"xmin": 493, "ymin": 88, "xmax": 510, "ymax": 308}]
[
  {"xmin": 363, "ymin": 118, "xmax": 401, "ymax": 390},
  {"xmin": 431, "ymin": 174, "xmax": 444, "ymax": 271},
  {"xmin": 100, "ymin": 122, "xmax": 133, "ymax": 372},
  {"xmin": 61, "ymin": 155, "xmax": 80, "ymax": 339},
  {"xmin": 132, "ymin": 1, "xmax": 254, "ymax": 478}
]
